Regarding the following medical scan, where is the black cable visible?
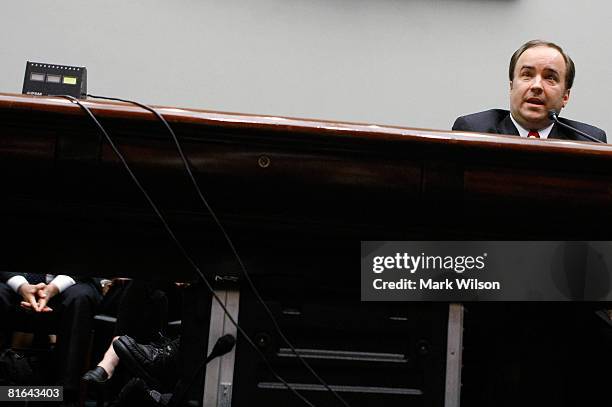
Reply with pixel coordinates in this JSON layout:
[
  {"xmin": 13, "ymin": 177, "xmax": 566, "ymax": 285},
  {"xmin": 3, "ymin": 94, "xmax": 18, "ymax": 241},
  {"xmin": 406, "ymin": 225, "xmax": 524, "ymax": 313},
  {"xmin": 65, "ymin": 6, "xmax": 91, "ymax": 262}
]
[
  {"xmin": 85, "ymin": 93, "xmax": 353, "ymax": 407},
  {"xmin": 57, "ymin": 95, "xmax": 316, "ymax": 407}
]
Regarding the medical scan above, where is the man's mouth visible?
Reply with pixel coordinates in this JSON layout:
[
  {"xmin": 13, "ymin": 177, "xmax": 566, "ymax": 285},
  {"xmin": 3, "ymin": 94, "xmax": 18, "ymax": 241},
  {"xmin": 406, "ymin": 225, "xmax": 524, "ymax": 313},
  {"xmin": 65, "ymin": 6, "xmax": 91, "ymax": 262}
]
[{"xmin": 525, "ymin": 98, "xmax": 545, "ymax": 106}]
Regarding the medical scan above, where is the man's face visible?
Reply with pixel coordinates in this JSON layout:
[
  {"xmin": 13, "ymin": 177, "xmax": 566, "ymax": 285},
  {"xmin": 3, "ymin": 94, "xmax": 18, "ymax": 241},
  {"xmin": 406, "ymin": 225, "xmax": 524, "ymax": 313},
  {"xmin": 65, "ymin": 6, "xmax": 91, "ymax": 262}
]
[{"xmin": 510, "ymin": 45, "xmax": 570, "ymax": 130}]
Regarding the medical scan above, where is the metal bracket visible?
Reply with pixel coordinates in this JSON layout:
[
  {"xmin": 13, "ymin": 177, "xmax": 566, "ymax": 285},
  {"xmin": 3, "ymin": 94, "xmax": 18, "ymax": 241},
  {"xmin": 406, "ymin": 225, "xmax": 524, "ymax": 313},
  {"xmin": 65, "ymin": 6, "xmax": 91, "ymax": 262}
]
[{"xmin": 444, "ymin": 303, "xmax": 464, "ymax": 407}]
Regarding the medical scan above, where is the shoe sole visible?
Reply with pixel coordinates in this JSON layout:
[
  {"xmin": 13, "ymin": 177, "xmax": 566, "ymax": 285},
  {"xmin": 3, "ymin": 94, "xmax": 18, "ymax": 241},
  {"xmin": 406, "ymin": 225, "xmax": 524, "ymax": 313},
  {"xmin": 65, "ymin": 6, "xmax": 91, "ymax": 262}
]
[{"xmin": 113, "ymin": 336, "xmax": 162, "ymax": 389}]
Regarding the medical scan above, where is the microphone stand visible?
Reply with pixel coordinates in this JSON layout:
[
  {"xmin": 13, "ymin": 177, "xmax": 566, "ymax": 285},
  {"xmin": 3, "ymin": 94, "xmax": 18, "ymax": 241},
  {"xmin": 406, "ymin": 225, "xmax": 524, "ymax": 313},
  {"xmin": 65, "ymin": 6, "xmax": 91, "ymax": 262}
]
[
  {"xmin": 168, "ymin": 334, "xmax": 236, "ymax": 407},
  {"xmin": 548, "ymin": 110, "xmax": 605, "ymax": 144}
]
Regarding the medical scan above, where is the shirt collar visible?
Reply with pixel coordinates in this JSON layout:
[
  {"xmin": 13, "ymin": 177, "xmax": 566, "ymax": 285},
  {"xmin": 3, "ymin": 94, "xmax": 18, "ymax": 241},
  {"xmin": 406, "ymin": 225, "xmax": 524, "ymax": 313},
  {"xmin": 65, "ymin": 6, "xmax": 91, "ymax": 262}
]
[{"xmin": 510, "ymin": 114, "xmax": 554, "ymax": 139}]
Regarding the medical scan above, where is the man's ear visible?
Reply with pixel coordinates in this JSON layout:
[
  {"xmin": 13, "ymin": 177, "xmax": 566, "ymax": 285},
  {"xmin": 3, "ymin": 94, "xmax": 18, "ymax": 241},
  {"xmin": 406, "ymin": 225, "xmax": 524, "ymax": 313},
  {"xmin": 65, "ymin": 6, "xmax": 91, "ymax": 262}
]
[
  {"xmin": 562, "ymin": 88, "xmax": 571, "ymax": 108},
  {"xmin": 509, "ymin": 81, "xmax": 513, "ymax": 91}
]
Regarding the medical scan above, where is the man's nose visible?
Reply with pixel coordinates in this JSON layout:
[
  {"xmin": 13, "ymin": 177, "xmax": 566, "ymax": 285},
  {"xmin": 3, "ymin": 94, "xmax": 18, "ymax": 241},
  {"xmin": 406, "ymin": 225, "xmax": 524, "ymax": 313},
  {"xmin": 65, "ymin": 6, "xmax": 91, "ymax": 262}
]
[{"xmin": 530, "ymin": 76, "xmax": 543, "ymax": 92}]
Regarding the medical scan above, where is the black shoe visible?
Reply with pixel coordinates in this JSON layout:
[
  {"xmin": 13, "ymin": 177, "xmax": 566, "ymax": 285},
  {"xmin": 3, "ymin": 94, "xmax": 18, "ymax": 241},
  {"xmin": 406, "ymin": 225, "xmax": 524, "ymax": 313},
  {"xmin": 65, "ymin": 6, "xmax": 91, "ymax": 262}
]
[
  {"xmin": 82, "ymin": 366, "xmax": 109, "ymax": 383},
  {"xmin": 113, "ymin": 335, "xmax": 179, "ymax": 390}
]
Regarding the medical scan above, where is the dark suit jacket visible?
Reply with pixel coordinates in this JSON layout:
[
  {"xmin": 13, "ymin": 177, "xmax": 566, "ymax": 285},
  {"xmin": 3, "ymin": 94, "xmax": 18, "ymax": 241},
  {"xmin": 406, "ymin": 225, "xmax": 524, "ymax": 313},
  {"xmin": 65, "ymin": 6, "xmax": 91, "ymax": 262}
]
[{"xmin": 452, "ymin": 109, "xmax": 607, "ymax": 143}]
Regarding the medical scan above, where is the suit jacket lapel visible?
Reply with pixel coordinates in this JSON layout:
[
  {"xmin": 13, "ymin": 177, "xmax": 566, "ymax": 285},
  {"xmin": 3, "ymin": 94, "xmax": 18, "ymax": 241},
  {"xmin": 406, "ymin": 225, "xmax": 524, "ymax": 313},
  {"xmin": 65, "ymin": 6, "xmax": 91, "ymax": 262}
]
[
  {"xmin": 497, "ymin": 113, "xmax": 520, "ymax": 136},
  {"xmin": 548, "ymin": 123, "xmax": 570, "ymax": 140}
]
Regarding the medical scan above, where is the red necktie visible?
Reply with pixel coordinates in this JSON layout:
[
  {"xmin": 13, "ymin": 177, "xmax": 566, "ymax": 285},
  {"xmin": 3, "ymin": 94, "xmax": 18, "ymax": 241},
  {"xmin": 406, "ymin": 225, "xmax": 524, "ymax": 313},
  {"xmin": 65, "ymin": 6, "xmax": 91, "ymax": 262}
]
[{"xmin": 527, "ymin": 130, "xmax": 540, "ymax": 138}]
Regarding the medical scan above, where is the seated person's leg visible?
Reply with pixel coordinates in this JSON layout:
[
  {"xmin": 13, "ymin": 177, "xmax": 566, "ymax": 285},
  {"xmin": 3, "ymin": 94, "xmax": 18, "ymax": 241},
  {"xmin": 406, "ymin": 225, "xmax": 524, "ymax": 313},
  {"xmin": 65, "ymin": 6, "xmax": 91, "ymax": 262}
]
[
  {"xmin": 82, "ymin": 279, "xmax": 130, "ymax": 383},
  {"xmin": 50, "ymin": 281, "xmax": 102, "ymax": 399},
  {"xmin": 0, "ymin": 282, "xmax": 18, "ymax": 347},
  {"xmin": 115, "ymin": 280, "xmax": 168, "ymax": 344},
  {"xmin": 83, "ymin": 279, "xmax": 169, "ymax": 384}
]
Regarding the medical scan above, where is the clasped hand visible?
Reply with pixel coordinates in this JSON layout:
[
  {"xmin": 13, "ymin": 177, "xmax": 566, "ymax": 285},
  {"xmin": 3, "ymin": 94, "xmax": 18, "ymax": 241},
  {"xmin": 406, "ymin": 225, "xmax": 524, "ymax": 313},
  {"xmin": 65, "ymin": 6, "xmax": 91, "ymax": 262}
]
[{"xmin": 18, "ymin": 282, "xmax": 59, "ymax": 312}]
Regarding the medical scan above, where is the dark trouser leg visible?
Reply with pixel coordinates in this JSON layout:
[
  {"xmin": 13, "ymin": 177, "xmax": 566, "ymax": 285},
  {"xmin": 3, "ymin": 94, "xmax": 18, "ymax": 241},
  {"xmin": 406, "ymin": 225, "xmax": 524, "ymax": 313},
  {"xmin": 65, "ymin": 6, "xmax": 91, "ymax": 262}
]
[
  {"xmin": 51, "ymin": 282, "xmax": 101, "ymax": 394},
  {"xmin": 0, "ymin": 282, "xmax": 18, "ymax": 347},
  {"xmin": 114, "ymin": 280, "xmax": 168, "ymax": 343}
]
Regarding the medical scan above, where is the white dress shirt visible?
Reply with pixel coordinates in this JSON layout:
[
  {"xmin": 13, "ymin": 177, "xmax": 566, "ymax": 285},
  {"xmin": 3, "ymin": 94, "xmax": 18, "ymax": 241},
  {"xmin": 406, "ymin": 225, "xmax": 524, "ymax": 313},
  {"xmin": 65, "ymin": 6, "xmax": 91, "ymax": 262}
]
[
  {"xmin": 7, "ymin": 274, "xmax": 76, "ymax": 293},
  {"xmin": 510, "ymin": 114, "xmax": 554, "ymax": 139}
]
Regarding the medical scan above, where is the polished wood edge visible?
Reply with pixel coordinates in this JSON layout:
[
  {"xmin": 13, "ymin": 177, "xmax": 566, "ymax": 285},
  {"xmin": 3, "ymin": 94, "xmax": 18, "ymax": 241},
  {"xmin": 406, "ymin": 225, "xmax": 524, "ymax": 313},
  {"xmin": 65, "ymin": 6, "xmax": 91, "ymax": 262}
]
[{"xmin": 1, "ymin": 92, "xmax": 610, "ymax": 156}]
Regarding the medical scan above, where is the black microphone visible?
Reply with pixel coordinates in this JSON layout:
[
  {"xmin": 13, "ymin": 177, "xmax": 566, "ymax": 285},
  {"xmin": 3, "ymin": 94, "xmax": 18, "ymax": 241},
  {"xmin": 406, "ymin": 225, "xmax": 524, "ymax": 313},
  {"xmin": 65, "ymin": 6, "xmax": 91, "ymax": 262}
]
[
  {"xmin": 206, "ymin": 333, "xmax": 236, "ymax": 362},
  {"xmin": 548, "ymin": 110, "xmax": 605, "ymax": 144},
  {"xmin": 169, "ymin": 334, "xmax": 236, "ymax": 406}
]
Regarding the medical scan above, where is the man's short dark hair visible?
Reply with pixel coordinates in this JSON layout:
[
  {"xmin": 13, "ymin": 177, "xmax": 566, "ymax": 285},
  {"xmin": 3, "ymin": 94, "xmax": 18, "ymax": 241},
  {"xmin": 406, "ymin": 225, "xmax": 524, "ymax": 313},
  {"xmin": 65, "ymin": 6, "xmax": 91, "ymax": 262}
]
[{"xmin": 509, "ymin": 39, "xmax": 575, "ymax": 90}]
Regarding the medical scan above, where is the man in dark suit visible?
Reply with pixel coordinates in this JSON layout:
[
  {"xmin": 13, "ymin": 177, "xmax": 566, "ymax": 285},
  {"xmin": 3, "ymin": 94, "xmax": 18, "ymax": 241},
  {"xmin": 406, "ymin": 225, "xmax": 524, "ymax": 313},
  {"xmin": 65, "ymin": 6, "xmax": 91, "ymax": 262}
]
[
  {"xmin": 0, "ymin": 272, "xmax": 101, "ymax": 405},
  {"xmin": 452, "ymin": 40, "xmax": 610, "ymax": 405},
  {"xmin": 453, "ymin": 39, "xmax": 607, "ymax": 143}
]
